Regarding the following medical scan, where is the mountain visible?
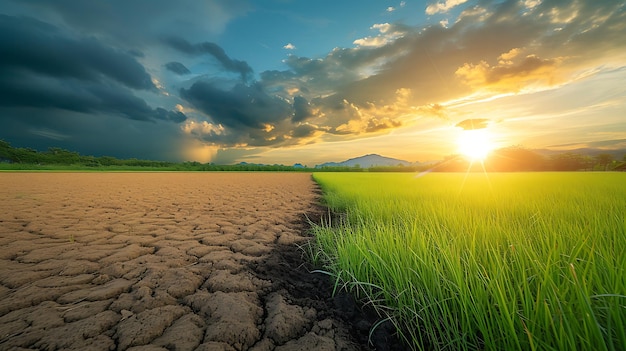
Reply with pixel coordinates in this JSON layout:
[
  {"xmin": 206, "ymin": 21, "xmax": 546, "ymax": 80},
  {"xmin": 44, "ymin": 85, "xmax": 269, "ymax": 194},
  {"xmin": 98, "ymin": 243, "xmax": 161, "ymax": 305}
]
[
  {"xmin": 315, "ymin": 154, "xmax": 413, "ymax": 168},
  {"xmin": 535, "ymin": 139, "xmax": 626, "ymax": 159},
  {"xmin": 534, "ymin": 147, "xmax": 626, "ymax": 159}
]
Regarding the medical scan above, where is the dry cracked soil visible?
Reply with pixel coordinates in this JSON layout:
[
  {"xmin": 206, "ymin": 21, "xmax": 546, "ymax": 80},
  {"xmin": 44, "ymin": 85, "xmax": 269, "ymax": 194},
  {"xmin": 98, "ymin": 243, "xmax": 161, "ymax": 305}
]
[{"xmin": 0, "ymin": 172, "xmax": 407, "ymax": 351}]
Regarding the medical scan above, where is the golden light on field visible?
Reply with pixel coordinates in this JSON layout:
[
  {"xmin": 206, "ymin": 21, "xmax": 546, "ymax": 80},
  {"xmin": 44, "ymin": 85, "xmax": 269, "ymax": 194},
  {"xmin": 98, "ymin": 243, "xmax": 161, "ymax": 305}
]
[{"xmin": 457, "ymin": 128, "xmax": 494, "ymax": 161}]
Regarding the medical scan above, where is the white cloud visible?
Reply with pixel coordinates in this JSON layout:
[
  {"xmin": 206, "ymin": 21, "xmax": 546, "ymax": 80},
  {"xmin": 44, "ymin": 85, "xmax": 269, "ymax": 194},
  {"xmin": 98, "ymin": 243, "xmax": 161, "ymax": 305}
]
[
  {"xmin": 372, "ymin": 23, "xmax": 392, "ymax": 33},
  {"xmin": 524, "ymin": 0, "xmax": 542, "ymax": 10},
  {"xmin": 387, "ymin": 2, "xmax": 406, "ymax": 13},
  {"xmin": 426, "ymin": 0, "xmax": 469, "ymax": 15},
  {"xmin": 182, "ymin": 120, "xmax": 225, "ymax": 136},
  {"xmin": 283, "ymin": 43, "xmax": 296, "ymax": 50},
  {"xmin": 353, "ymin": 23, "xmax": 404, "ymax": 47},
  {"xmin": 353, "ymin": 36, "xmax": 389, "ymax": 47}
]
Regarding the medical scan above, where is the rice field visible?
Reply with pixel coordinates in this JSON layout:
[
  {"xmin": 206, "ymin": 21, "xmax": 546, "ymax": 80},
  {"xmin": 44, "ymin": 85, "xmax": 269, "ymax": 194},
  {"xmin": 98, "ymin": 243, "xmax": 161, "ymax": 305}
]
[{"xmin": 310, "ymin": 172, "xmax": 626, "ymax": 351}]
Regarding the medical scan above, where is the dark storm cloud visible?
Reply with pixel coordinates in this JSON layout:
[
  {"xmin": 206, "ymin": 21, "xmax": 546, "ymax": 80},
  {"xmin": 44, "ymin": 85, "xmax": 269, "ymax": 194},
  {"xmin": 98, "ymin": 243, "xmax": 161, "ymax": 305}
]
[
  {"xmin": 291, "ymin": 124, "xmax": 319, "ymax": 138},
  {"xmin": 91, "ymin": 87, "xmax": 187, "ymax": 123},
  {"xmin": 180, "ymin": 80, "xmax": 329, "ymax": 147},
  {"xmin": 164, "ymin": 37, "xmax": 253, "ymax": 81},
  {"xmin": 0, "ymin": 108, "xmax": 187, "ymax": 162},
  {"xmin": 181, "ymin": 80, "xmax": 291, "ymax": 129},
  {"xmin": 0, "ymin": 72, "xmax": 186, "ymax": 123},
  {"xmin": 258, "ymin": 70, "xmax": 302, "ymax": 94},
  {"xmin": 292, "ymin": 96, "xmax": 313, "ymax": 122},
  {"xmin": 154, "ymin": 108, "xmax": 187, "ymax": 123},
  {"xmin": 164, "ymin": 62, "xmax": 191, "ymax": 75},
  {"xmin": 0, "ymin": 14, "xmax": 185, "ymax": 124},
  {"xmin": 0, "ymin": 15, "xmax": 155, "ymax": 91},
  {"xmin": 0, "ymin": 1, "xmax": 240, "ymax": 162},
  {"xmin": 456, "ymin": 119, "xmax": 490, "ymax": 130}
]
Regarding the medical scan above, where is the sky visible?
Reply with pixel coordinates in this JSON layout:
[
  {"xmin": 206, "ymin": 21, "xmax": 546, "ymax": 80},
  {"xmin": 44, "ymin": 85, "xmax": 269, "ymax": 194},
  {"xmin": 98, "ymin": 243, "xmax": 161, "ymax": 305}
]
[{"xmin": 1, "ymin": 0, "xmax": 625, "ymax": 166}]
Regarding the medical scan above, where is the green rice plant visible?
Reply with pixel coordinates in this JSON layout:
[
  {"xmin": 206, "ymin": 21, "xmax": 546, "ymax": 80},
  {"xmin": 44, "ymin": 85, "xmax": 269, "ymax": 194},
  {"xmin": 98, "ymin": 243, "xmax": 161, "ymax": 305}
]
[{"xmin": 310, "ymin": 172, "xmax": 626, "ymax": 351}]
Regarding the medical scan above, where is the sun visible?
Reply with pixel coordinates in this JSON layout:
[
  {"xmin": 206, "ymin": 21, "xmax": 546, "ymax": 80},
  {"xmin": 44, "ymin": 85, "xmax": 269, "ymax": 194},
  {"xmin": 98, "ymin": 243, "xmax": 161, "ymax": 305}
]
[{"xmin": 457, "ymin": 129, "xmax": 494, "ymax": 161}]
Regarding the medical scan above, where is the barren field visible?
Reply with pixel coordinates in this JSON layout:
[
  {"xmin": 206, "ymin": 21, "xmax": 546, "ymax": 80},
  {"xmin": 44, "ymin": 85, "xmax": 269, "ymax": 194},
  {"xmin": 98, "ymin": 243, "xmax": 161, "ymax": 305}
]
[{"xmin": 0, "ymin": 172, "xmax": 402, "ymax": 351}]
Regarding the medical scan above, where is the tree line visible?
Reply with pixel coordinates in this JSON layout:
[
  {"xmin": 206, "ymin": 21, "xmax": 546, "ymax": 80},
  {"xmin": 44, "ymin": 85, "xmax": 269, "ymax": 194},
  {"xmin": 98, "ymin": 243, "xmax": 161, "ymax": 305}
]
[
  {"xmin": 433, "ymin": 146, "xmax": 626, "ymax": 172},
  {"xmin": 0, "ymin": 140, "xmax": 175, "ymax": 168},
  {"xmin": 0, "ymin": 140, "xmax": 314, "ymax": 171},
  {"xmin": 1, "ymin": 140, "xmax": 624, "ymax": 172}
]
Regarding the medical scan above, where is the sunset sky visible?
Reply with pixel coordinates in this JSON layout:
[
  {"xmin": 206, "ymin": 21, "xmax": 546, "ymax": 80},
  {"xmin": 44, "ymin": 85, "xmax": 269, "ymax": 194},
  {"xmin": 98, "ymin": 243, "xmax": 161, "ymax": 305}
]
[{"xmin": 1, "ymin": 0, "xmax": 625, "ymax": 166}]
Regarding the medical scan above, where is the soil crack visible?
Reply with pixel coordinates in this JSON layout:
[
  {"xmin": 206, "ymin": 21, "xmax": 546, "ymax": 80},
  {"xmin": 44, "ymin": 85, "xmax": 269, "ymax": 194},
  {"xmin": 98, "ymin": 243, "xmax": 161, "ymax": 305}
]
[{"xmin": 0, "ymin": 173, "xmax": 409, "ymax": 350}]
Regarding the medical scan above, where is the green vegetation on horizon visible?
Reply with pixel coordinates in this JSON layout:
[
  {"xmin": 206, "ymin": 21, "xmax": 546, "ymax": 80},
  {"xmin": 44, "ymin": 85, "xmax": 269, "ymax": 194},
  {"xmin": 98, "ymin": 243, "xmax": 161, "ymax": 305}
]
[
  {"xmin": 0, "ymin": 140, "xmax": 311, "ymax": 171},
  {"xmin": 2, "ymin": 139, "xmax": 625, "ymax": 172},
  {"xmin": 310, "ymin": 172, "xmax": 626, "ymax": 350}
]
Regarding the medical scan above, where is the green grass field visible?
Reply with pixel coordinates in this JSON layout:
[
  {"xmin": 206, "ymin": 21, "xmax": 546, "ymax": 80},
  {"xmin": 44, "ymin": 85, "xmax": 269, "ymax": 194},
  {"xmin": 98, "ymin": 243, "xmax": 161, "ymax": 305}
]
[{"xmin": 311, "ymin": 172, "xmax": 626, "ymax": 351}]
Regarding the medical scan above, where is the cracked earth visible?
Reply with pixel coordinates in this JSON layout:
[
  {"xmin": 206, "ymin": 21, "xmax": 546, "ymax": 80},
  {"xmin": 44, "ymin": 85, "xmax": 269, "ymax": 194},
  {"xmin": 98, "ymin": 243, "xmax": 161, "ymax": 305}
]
[{"xmin": 0, "ymin": 173, "xmax": 405, "ymax": 351}]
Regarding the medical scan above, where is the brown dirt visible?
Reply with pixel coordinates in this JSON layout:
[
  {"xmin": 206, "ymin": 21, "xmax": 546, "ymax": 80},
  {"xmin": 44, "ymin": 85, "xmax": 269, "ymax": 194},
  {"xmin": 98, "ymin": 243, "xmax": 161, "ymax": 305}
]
[{"xmin": 0, "ymin": 172, "xmax": 407, "ymax": 351}]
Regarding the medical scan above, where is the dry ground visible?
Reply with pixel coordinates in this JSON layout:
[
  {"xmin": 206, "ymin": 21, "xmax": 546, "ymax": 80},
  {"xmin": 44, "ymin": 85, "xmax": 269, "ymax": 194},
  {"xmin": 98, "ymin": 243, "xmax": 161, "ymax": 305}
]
[{"xmin": 0, "ymin": 172, "xmax": 404, "ymax": 351}]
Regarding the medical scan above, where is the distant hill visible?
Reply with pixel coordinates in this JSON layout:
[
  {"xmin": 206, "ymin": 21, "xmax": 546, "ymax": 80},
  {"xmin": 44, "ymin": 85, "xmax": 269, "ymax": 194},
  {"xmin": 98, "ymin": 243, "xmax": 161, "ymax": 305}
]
[
  {"xmin": 535, "ymin": 147, "xmax": 626, "ymax": 159},
  {"xmin": 315, "ymin": 154, "xmax": 413, "ymax": 168},
  {"xmin": 536, "ymin": 139, "xmax": 626, "ymax": 159}
]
